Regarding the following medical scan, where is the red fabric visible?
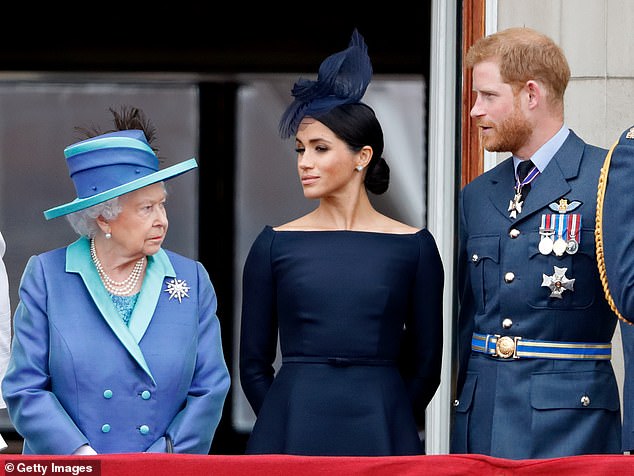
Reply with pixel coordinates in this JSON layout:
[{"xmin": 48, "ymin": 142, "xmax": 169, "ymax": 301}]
[{"xmin": 1, "ymin": 453, "xmax": 632, "ymax": 476}]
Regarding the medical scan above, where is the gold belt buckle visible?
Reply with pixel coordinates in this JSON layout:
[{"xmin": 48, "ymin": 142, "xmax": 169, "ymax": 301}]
[{"xmin": 495, "ymin": 335, "xmax": 520, "ymax": 359}]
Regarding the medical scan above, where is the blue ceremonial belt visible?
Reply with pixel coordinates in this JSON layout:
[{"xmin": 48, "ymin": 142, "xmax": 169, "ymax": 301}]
[{"xmin": 471, "ymin": 332, "xmax": 612, "ymax": 360}]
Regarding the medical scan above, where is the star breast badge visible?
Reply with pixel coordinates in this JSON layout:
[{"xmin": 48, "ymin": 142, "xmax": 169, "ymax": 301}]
[
  {"xmin": 165, "ymin": 278, "xmax": 190, "ymax": 303},
  {"xmin": 541, "ymin": 266, "xmax": 575, "ymax": 299}
]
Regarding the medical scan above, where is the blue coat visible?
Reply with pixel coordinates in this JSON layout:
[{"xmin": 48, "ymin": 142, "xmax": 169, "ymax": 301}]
[
  {"xmin": 597, "ymin": 125, "xmax": 634, "ymax": 451},
  {"xmin": 1, "ymin": 237, "xmax": 230, "ymax": 454},
  {"xmin": 451, "ymin": 130, "xmax": 621, "ymax": 458}
]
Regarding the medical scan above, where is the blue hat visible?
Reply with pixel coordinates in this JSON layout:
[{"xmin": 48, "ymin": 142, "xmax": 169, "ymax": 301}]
[
  {"xmin": 278, "ymin": 29, "xmax": 373, "ymax": 139},
  {"xmin": 44, "ymin": 129, "xmax": 197, "ymax": 220}
]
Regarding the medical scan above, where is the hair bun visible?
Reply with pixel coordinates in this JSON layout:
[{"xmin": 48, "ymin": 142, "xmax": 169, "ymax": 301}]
[{"xmin": 365, "ymin": 157, "xmax": 389, "ymax": 195}]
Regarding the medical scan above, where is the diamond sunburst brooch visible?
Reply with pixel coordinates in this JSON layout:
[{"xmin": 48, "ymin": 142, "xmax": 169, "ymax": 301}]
[{"xmin": 165, "ymin": 278, "xmax": 190, "ymax": 303}]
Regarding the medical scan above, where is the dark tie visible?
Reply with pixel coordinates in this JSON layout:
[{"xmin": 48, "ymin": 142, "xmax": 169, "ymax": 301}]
[{"xmin": 517, "ymin": 160, "xmax": 534, "ymax": 201}]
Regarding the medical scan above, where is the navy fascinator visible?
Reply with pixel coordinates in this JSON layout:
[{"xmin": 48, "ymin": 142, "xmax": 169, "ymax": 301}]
[{"xmin": 278, "ymin": 29, "xmax": 373, "ymax": 139}]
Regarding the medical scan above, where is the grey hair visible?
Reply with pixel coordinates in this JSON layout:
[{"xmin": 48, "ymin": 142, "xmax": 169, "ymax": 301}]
[{"xmin": 65, "ymin": 197, "xmax": 122, "ymax": 238}]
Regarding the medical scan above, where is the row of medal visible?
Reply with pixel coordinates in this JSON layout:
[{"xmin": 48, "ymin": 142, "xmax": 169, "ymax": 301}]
[{"xmin": 538, "ymin": 213, "xmax": 581, "ymax": 256}]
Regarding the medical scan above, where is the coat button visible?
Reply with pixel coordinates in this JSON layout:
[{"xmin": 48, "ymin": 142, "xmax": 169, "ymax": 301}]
[
  {"xmin": 139, "ymin": 425, "xmax": 150, "ymax": 435},
  {"xmin": 471, "ymin": 254, "xmax": 479, "ymax": 263},
  {"xmin": 101, "ymin": 424, "xmax": 111, "ymax": 433},
  {"xmin": 453, "ymin": 399, "xmax": 459, "ymax": 407},
  {"xmin": 141, "ymin": 390, "xmax": 151, "ymax": 400},
  {"xmin": 502, "ymin": 318, "xmax": 513, "ymax": 329},
  {"xmin": 504, "ymin": 272, "xmax": 515, "ymax": 283},
  {"xmin": 580, "ymin": 395, "xmax": 591, "ymax": 407},
  {"xmin": 509, "ymin": 229, "xmax": 520, "ymax": 238},
  {"xmin": 103, "ymin": 390, "xmax": 113, "ymax": 399}
]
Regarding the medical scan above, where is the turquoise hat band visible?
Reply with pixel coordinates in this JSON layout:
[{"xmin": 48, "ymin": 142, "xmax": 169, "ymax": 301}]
[
  {"xmin": 44, "ymin": 158, "xmax": 198, "ymax": 220},
  {"xmin": 64, "ymin": 136, "xmax": 155, "ymax": 158}
]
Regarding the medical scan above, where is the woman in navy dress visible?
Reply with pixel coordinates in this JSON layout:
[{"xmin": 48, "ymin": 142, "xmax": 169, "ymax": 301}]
[{"xmin": 239, "ymin": 30, "xmax": 444, "ymax": 456}]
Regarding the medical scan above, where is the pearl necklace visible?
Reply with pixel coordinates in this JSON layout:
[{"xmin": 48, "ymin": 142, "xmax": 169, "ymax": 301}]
[{"xmin": 90, "ymin": 239, "xmax": 145, "ymax": 296}]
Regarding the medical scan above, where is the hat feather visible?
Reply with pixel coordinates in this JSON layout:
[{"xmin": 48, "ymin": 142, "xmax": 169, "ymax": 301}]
[{"xmin": 279, "ymin": 29, "xmax": 373, "ymax": 138}]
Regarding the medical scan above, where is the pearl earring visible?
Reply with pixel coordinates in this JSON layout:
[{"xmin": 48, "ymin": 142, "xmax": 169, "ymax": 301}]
[
  {"xmin": 105, "ymin": 232, "xmax": 112, "ymax": 240},
  {"xmin": 355, "ymin": 165, "xmax": 363, "ymax": 172}
]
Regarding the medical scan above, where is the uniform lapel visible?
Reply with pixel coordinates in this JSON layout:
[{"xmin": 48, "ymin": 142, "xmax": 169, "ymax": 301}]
[
  {"xmin": 515, "ymin": 132, "xmax": 583, "ymax": 222},
  {"xmin": 487, "ymin": 157, "xmax": 517, "ymax": 219},
  {"xmin": 486, "ymin": 132, "xmax": 583, "ymax": 223}
]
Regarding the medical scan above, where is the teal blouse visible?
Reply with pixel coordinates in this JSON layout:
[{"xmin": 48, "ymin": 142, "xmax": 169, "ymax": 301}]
[{"xmin": 109, "ymin": 293, "xmax": 140, "ymax": 326}]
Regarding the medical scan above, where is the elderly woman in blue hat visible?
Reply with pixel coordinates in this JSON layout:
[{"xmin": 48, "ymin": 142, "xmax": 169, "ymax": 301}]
[
  {"xmin": 2, "ymin": 106, "xmax": 230, "ymax": 455},
  {"xmin": 239, "ymin": 31, "xmax": 444, "ymax": 456}
]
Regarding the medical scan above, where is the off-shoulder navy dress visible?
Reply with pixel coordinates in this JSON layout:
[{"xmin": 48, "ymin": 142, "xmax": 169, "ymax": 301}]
[{"xmin": 239, "ymin": 226, "xmax": 444, "ymax": 456}]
